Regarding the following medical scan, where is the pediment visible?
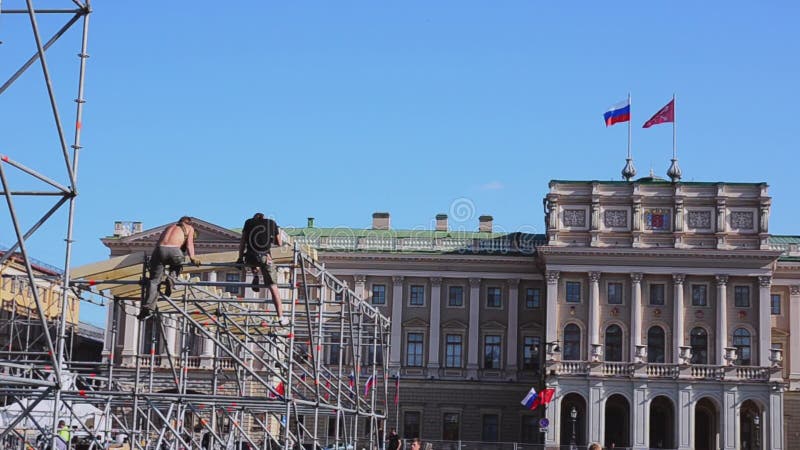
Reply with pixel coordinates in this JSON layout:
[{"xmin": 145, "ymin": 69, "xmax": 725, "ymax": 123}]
[
  {"xmin": 104, "ymin": 218, "xmax": 241, "ymax": 246},
  {"xmin": 772, "ymin": 328, "xmax": 789, "ymax": 338},
  {"xmin": 402, "ymin": 317, "xmax": 429, "ymax": 328},
  {"xmin": 480, "ymin": 320, "xmax": 507, "ymax": 330},
  {"xmin": 519, "ymin": 321, "xmax": 544, "ymax": 331},
  {"xmin": 441, "ymin": 319, "xmax": 468, "ymax": 329}
]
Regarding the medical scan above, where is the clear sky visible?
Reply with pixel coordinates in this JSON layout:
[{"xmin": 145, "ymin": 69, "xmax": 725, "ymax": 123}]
[{"xmin": 2, "ymin": 1, "xmax": 799, "ymax": 326}]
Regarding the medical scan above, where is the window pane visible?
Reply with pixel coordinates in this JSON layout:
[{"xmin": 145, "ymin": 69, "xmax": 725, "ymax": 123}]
[
  {"xmin": 448, "ymin": 286, "xmax": 464, "ymax": 307},
  {"xmin": 443, "ymin": 413, "xmax": 460, "ymax": 441},
  {"xmin": 487, "ymin": 287, "xmax": 502, "ymax": 308},
  {"xmin": 566, "ymin": 282, "xmax": 581, "ymax": 303},
  {"xmin": 563, "ymin": 324, "xmax": 581, "ymax": 360},
  {"xmin": 607, "ymin": 282, "xmax": 623, "ymax": 304},
  {"xmin": 406, "ymin": 333, "xmax": 424, "ymax": 367},
  {"xmin": 372, "ymin": 285, "xmax": 386, "ymax": 305},
  {"xmin": 690, "ymin": 328, "xmax": 708, "ymax": 364},
  {"xmin": 225, "ymin": 272, "xmax": 240, "ymax": 294},
  {"xmin": 484, "ymin": 335, "xmax": 501, "ymax": 369},
  {"xmin": 647, "ymin": 326, "xmax": 665, "ymax": 363},
  {"xmin": 604, "ymin": 325, "xmax": 622, "ymax": 362},
  {"xmin": 649, "ymin": 284, "xmax": 665, "ymax": 306},
  {"xmin": 734, "ymin": 286, "xmax": 750, "ymax": 307},
  {"xmin": 525, "ymin": 288, "xmax": 541, "ymax": 308},
  {"xmin": 521, "ymin": 415, "xmax": 540, "ymax": 444},
  {"xmin": 403, "ymin": 412, "xmax": 420, "ymax": 439},
  {"xmin": 410, "ymin": 285, "xmax": 425, "ymax": 306},
  {"xmin": 445, "ymin": 335, "xmax": 463, "ymax": 368},
  {"xmin": 691, "ymin": 285, "xmax": 707, "ymax": 306},
  {"xmin": 523, "ymin": 336, "xmax": 541, "ymax": 371},
  {"xmin": 481, "ymin": 414, "xmax": 499, "ymax": 442},
  {"xmin": 771, "ymin": 294, "xmax": 781, "ymax": 315}
]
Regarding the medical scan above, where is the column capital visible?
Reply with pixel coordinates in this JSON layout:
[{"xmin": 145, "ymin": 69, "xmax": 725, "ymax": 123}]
[
  {"xmin": 469, "ymin": 277, "xmax": 481, "ymax": 288},
  {"xmin": 715, "ymin": 275, "xmax": 729, "ymax": 286},
  {"xmin": 631, "ymin": 272, "xmax": 643, "ymax": 284},
  {"xmin": 430, "ymin": 277, "xmax": 442, "ymax": 287},
  {"xmin": 392, "ymin": 276, "xmax": 404, "ymax": 286},
  {"xmin": 546, "ymin": 271, "xmax": 560, "ymax": 285},
  {"xmin": 506, "ymin": 278, "xmax": 520, "ymax": 287},
  {"xmin": 354, "ymin": 274, "xmax": 367, "ymax": 283},
  {"xmin": 790, "ymin": 285, "xmax": 800, "ymax": 296},
  {"xmin": 589, "ymin": 272, "xmax": 601, "ymax": 283},
  {"xmin": 673, "ymin": 274, "xmax": 686, "ymax": 285},
  {"xmin": 758, "ymin": 275, "xmax": 772, "ymax": 288}
]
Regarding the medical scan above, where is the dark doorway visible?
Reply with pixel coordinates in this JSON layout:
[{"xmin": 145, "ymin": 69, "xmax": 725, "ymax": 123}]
[
  {"xmin": 694, "ymin": 398, "xmax": 718, "ymax": 450},
  {"xmin": 649, "ymin": 396, "xmax": 675, "ymax": 449},
  {"xmin": 739, "ymin": 400, "xmax": 762, "ymax": 450},
  {"xmin": 559, "ymin": 393, "xmax": 586, "ymax": 448},
  {"xmin": 604, "ymin": 394, "xmax": 630, "ymax": 448}
]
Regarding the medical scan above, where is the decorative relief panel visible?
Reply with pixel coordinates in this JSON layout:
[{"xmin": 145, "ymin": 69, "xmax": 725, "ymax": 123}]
[
  {"xmin": 730, "ymin": 211, "xmax": 754, "ymax": 230},
  {"xmin": 687, "ymin": 211, "xmax": 712, "ymax": 229},
  {"xmin": 603, "ymin": 210, "xmax": 628, "ymax": 228},
  {"xmin": 643, "ymin": 208, "xmax": 671, "ymax": 232},
  {"xmin": 563, "ymin": 209, "xmax": 586, "ymax": 228}
]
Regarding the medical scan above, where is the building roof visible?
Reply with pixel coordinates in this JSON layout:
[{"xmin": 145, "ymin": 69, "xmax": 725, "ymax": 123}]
[{"xmin": 549, "ymin": 178, "xmax": 767, "ymax": 186}]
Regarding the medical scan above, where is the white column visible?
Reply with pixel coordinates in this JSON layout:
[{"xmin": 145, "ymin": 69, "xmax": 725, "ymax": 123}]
[
  {"xmin": 588, "ymin": 272, "xmax": 601, "ymax": 359},
  {"xmin": 588, "ymin": 381, "xmax": 602, "ymax": 445},
  {"xmin": 163, "ymin": 316, "xmax": 177, "ymax": 358},
  {"xmin": 758, "ymin": 276, "xmax": 772, "ymax": 367},
  {"xmin": 543, "ymin": 384, "xmax": 559, "ymax": 446},
  {"xmin": 354, "ymin": 275, "xmax": 366, "ymax": 299},
  {"xmin": 632, "ymin": 382, "xmax": 647, "ymax": 449},
  {"xmin": 121, "ymin": 302, "xmax": 141, "ymax": 366},
  {"xmin": 677, "ymin": 385, "xmax": 692, "ymax": 450},
  {"xmin": 673, "ymin": 274, "xmax": 686, "ymax": 363},
  {"xmin": 790, "ymin": 286, "xmax": 800, "ymax": 387},
  {"xmin": 506, "ymin": 279, "xmax": 519, "ymax": 376},
  {"xmin": 721, "ymin": 387, "xmax": 736, "ymax": 450},
  {"xmin": 631, "ymin": 273, "xmax": 643, "ymax": 361},
  {"xmin": 427, "ymin": 277, "xmax": 442, "ymax": 376},
  {"xmin": 769, "ymin": 386, "xmax": 785, "ymax": 450},
  {"xmin": 545, "ymin": 271, "xmax": 560, "ymax": 355},
  {"xmin": 716, "ymin": 275, "xmax": 729, "ymax": 365},
  {"xmin": 466, "ymin": 277, "xmax": 481, "ymax": 378},
  {"xmin": 389, "ymin": 276, "xmax": 404, "ymax": 366}
]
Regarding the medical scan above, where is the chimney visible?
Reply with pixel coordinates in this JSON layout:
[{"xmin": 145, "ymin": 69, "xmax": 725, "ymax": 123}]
[
  {"xmin": 372, "ymin": 212, "xmax": 390, "ymax": 230},
  {"xmin": 307, "ymin": 217, "xmax": 315, "ymax": 228},
  {"xmin": 133, "ymin": 222, "xmax": 143, "ymax": 234},
  {"xmin": 435, "ymin": 214, "xmax": 448, "ymax": 232},
  {"xmin": 478, "ymin": 215, "xmax": 493, "ymax": 233}
]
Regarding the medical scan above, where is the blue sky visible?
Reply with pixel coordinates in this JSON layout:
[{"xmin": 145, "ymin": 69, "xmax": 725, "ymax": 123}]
[{"xmin": 1, "ymin": 1, "xmax": 799, "ymax": 325}]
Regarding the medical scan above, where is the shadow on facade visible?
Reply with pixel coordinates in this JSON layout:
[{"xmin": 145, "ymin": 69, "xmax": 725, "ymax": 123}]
[{"xmin": 649, "ymin": 396, "xmax": 675, "ymax": 449}]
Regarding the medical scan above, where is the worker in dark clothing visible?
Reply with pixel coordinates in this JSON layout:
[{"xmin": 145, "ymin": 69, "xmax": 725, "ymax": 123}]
[{"xmin": 237, "ymin": 213, "xmax": 288, "ymax": 326}]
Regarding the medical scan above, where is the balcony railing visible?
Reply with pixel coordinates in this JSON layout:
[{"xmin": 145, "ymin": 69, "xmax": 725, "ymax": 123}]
[{"xmin": 550, "ymin": 361, "xmax": 773, "ymax": 382}]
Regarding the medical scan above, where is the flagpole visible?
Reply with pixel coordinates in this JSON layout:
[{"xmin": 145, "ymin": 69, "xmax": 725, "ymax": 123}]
[
  {"xmin": 621, "ymin": 92, "xmax": 636, "ymax": 181},
  {"xmin": 667, "ymin": 92, "xmax": 682, "ymax": 182},
  {"xmin": 627, "ymin": 92, "xmax": 632, "ymax": 160}
]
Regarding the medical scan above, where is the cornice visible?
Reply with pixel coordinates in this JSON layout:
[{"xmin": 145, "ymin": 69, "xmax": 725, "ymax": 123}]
[
  {"xmin": 317, "ymin": 251, "xmax": 535, "ymax": 265},
  {"xmin": 538, "ymin": 245, "xmax": 782, "ymax": 262}
]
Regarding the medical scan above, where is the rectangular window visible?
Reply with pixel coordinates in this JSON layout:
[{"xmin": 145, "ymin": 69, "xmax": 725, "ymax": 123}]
[
  {"xmin": 691, "ymin": 285, "xmax": 707, "ymax": 306},
  {"xmin": 649, "ymin": 284, "xmax": 665, "ymax": 305},
  {"xmin": 403, "ymin": 411, "xmax": 420, "ymax": 439},
  {"xmin": 525, "ymin": 288, "xmax": 541, "ymax": 308},
  {"xmin": 520, "ymin": 415, "xmax": 539, "ymax": 444},
  {"xmin": 607, "ymin": 282, "xmax": 623, "ymax": 304},
  {"xmin": 225, "ymin": 273, "xmax": 240, "ymax": 294},
  {"xmin": 372, "ymin": 284, "xmax": 386, "ymax": 305},
  {"xmin": 771, "ymin": 294, "xmax": 781, "ymax": 315},
  {"xmin": 334, "ymin": 289, "xmax": 343, "ymax": 302},
  {"xmin": 481, "ymin": 414, "xmax": 499, "ymax": 442},
  {"xmin": 445, "ymin": 335, "xmax": 463, "ymax": 368},
  {"xmin": 734, "ymin": 286, "xmax": 750, "ymax": 307},
  {"xmin": 522, "ymin": 336, "xmax": 541, "ymax": 371},
  {"xmin": 565, "ymin": 281, "xmax": 581, "ymax": 303},
  {"xmin": 486, "ymin": 287, "xmax": 502, "ymax": 308},
  {"xmin": 328, "ymin": 340, "xmax": 341, "ymax": 365},
  {"xmin": 364, "ymin": 345, "xmax": 383, "ymax": 365},
  {"xmin": 406, "ymin": 333, "xmax": 424, "ymax": 367},
  {"xmin": 409, "ymin": 285, "xmax": 425, "ymax": 306},
  {"xmin": 483, "ymin": 335, "xmax": 501, "ymax": 369},
  {"xmin": 442, "ymin": 413, "xmax": 460, "ymax": 441},
  {"xmin": 448, "ymin": 286, "xmax": 464, "ymax": 307}
]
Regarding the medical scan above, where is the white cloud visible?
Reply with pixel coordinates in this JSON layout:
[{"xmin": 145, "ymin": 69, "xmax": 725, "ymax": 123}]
[{"xmin": 480, "ymin": 181, "xmax": 504, "ymax": 191}]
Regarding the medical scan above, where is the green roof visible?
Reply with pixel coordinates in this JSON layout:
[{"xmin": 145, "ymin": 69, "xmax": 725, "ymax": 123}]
[
  {"xmin": 282, "ymin": 227, "xmax": 534, "ymax": 240},
  {"xmin": 550, "ymin": 179, "xmax": 766, "ymax": 186},
  {"xmin": 770, "ymin": 235, "xmax": 800, "ymax": 245}
]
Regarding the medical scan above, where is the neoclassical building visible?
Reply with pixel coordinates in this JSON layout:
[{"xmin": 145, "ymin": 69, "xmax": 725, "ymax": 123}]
[{"xmin": 99, "ymin": 176, "xmax": 800, "ymax": 449}]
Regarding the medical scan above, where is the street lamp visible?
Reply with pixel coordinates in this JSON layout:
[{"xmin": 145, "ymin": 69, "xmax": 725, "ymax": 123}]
[
  {"xmin": 753, "ymin": 414, "xmax": 761, "ymax": 449},
  {"xmin": 570, "ymin": 406, "xmax": 578, "ymax": 448}
]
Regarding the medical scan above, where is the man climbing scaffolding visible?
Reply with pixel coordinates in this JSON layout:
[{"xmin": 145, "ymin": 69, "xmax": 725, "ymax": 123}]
[
  {"xmin": 139, "ymin": 216, "xmax": 200, "ymax": 321},
  {"xmin": 238, "ymin": 213, "xmax": 289, "ymax": 326}
]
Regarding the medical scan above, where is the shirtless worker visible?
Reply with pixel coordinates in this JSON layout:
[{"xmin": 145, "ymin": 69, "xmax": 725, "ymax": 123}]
[
  {"xmin": 237, "ymin": 213, "xmax": 289, "ymax": 326},
  {"xmin": 139, "ymin": 216, "xmax": 200, "ymax": 321}
]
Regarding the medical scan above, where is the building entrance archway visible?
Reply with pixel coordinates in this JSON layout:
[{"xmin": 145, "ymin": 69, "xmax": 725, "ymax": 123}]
[
  {"xmin": 694, "ymin": 398, "xmax": 719, "ymax": 450},
  {"xmin": 649, "ymin": 396, "xmax": 675, "ymax": 449},
  {"xmin": 559, "ymin": 393, "xmax": 586, "ymax": 448},
  {"xmin": 604, "ymin": 394, "xmax": 630, "ymax": 448},
  {"xmin": 739, "ymin": 399, "xmax": 763, "ymax": 450}
]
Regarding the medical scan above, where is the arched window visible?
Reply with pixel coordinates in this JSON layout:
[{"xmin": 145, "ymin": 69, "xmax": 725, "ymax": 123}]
[
  {"xmin": 690, "ymin": 328, "xmax": 708, "ymax": 364},
  {"xmin": 563, "ymin": 324, "xmax": 581, "ymax": 361},
  {"xmin": 604, "ymin": 325, "xmax": 623, "ymax": 362},
  {"xmin": 733, "ymin": 328, "xmax": 751, "ymax": 366},
  {"xmin": 647, "ymin": 326, "xmax": 666, "ymax": 363}
]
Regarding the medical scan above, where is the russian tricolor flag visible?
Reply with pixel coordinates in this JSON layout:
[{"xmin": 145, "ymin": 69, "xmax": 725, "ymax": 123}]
[
  {"xmin": 521, "ymin": 387, "xmax": 539, "ymax": 409},
  {"xmin": 604, "ymin": 99, "xmax": 631, "ymax": 127},
  {"xmin": 364, "ymin": 374, "xmax": 375, "ymax": 396}
]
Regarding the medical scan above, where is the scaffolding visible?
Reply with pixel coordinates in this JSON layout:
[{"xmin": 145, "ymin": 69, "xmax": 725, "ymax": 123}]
[{"xmin": 1, "ymin": 2, "xmax": 391, "ymax": 449}]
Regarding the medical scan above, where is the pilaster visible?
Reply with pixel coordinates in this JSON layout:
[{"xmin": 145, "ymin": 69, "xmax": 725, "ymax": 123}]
[
  {"xmin": 632, "ymin": 382, "xmax": 647, "ymax": 449},
  {"xmin": 769, "ymin": 385, "xmax": 784, "ymax": 449},
  {"xmin": 721, "ymin": 386, "xmax": 736, "ymax": 450},
  {"xmin": 588, "ymin": 272, "xmax": 601, "ymax": 361},
  {"xmin": 427, "ymin": 277, "xmax": 442, "ymax": 376},
  {"xmin": 758, "ymin": 276, "xmax": 771, "ymax": 367},
  {"xmin": 354, "ymin": 274, "xmax": 367, "ymax": 299},
  {"xmin": 545, "ymin": 271, "xmax": 560, "ymax": 352},
  {"xmin": 467, "ymin": 277, "xmax": 481, "ymax": 378},
  {"xmin": 506, "ymin": 278, "xmax": 520, "ymax": 377},
  {"xmin": 631, "ymin": 273, "xmax": 643, "ymax": 361},
  {"xmin": 389, "ymin": 276, "xmax": 404, "ymax": 366},
  {"xmin": 790, "ymin": 285, "xmax": 800, "ymax": 388},
  {"xmin": 677, "ymin": 384, "xmax": 692, "ymax": 450},
  {"xmin": 716, "ymin": 275, "xmax": 729, "ymax": 366},
  {"xmin": 673, "ymin": 274, "xmax": 686, "ymax": 364},
  {"xmin": 121, "ymin": 301, "xmax": 141, "ymax": 367}
]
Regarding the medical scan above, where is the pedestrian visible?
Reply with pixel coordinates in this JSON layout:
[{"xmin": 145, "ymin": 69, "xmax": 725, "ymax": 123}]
[
  {"xmin": 237, "ymin": 213, "xmax": 288, "ymax": 326},
  {"xmin": 409, "ymin": 438, "xmax": 421, "ymax": 450},
  {"xmin": 386, "ymin": 428, "xmax": 402, "ymax": 450}
]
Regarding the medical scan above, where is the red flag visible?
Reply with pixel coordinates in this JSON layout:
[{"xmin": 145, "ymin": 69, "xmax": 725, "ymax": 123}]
[
  {"xmin": 393, "ymin": 375, "xmax": 400, "ymax": 405},
  {"xmin": 643, "ymin": 99, "xmax": 674, "ymax": 128},
  {"xmin": 530, "ymin": 388, "xmax": 555, "ymax": 410}
]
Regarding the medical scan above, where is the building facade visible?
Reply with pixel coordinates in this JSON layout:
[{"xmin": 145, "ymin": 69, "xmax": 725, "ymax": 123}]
[{"xmin": 99, "ymin": 177, "xmax": 800, "ymax": 449}]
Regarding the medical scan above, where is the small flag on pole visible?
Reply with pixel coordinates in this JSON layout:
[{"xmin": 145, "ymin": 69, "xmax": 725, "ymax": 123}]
[
  {"xmin": 604, "ymin": 99, "xmax": 631, "ymax": 127},
  {"xmin": 521, "ymin": 387, "xmax": 539, "ymax": 410},
  {"xmin": 394, "ymin": 374, "xmax": 400, "ymax": 405},
  {"xmin": 643, "ymin": 99, "xmax": 675, "ymax": 128},
  {"xmin": 364, "ymin": 374, "xmax": 375, "ymax": 396},
  {"xmin": 521, "ymin": 387, "xmax": 556, "ymax": 411}
]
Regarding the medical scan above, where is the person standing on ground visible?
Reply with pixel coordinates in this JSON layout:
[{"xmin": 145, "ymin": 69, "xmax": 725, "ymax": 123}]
[
  {"xmin": 386, "ymin": 429, "xmax": 402, "ymax": 450},
  {"xmin": 409, "ymin": 438, "xmax": 421, "ymax": 450},
  {"xmin": 139, "ymin": 216, "xmax": 200, "ymax": 320},
  {"xmin": 237, "ymin": 213, "xmax": 288, "ymax": 326}
]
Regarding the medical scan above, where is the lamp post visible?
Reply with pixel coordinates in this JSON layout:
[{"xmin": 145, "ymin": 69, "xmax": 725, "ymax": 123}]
[
  {"xmin": 570, "ymin": 406, "xmax": 578, "ymax": 449},
  {"xmin": 753, "ymin": 414, "xmax": 761, "ymax": 449}
]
